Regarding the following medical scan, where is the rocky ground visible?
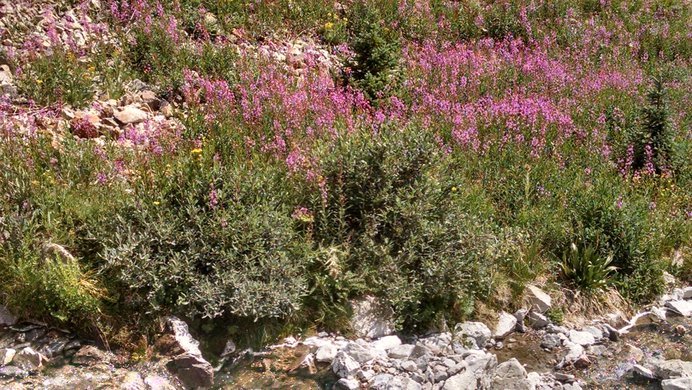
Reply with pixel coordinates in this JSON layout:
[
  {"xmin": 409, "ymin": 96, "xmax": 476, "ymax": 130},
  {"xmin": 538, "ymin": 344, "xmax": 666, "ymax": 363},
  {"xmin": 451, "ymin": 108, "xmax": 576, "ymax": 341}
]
[{"xmin": 2, "ymin": 284, "xmax": 690, "ymax": 389}]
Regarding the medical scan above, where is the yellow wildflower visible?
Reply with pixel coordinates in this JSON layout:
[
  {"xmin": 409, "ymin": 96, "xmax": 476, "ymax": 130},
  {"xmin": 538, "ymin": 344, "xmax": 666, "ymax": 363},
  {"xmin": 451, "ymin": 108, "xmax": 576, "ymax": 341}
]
[
  {"xmin": 153, "ymin": 201, "xmax": 160, "ymax": 206},
  {"xmin": 451, "ymin": 186, "xmax": 458, "ymax": 192},
  {"xmin": 37, "ymin": 79, "xmax": 43, "ymax": 85},
  {"xmin": 324, "ymin": 22, "xmax": 334, "ymax": 30},
  {"xmin": 191, "ymin": 148, "xmax": 203, "ymax": 155}
]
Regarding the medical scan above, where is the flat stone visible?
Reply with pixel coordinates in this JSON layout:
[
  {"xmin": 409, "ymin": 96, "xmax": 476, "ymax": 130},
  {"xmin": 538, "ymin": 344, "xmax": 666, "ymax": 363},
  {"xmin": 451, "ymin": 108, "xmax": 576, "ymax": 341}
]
[
  {"xmin": 662, "ymin": 378, "xmax": 692, "ymax": 390},
  {"xmin": 315, "ymin": 344, "xmax": 338, "ymax": 363},
  {"xmin": 372, "ymin": 335, "xmax": 402, "ymax": 351},
  {"xmin": 526, "ymin": 285, "xmax": 552, "ymax": 313},
  {"xmin": 665, "ymin": 300, "xmax": 692, "ymax": 317},
  {"xmin": 653, "ymin": 359, "xmax": 692, "ymax": 379},
  {"xmin": 332, "ymin": 351, "xmax": 360, "ymax": 378},
  {"xmin": 568, "ymin": 330, "xmax": 596, "ymax": 346},
  {"xmin": 114, "ymin": 105, "xmax": 148, "ymax": 125},
  {"xmin": 455, "ymin": 322, "xmax": 492, "ymax": 348},
  {"xmin": 494, "ymin": 312, "xmax": 517, "ymax": 339},
  {"xmin": 682, "ymin": 287, "xmax": 692, "ymax": 300},
  {"xmin": 389, "ymin": 344, "xmax": 416, "ymax": 359}
]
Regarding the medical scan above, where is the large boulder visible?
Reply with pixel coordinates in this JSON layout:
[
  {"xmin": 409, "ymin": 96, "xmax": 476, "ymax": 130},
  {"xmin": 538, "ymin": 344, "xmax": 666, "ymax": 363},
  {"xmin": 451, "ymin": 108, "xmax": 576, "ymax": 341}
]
[
  {"xmin": 443, "ymin": 370, "xmax": 478, "ymax": 389},
  {"xmin": 455, "ymin": 322, "xmax": 492, "ymax": 348},
  {"xmin": 332, "ymin": 351, "xmax": 360, "ymax": 378},
  {"xmin": 653, "ymin": 359, "xmax": 692, "ymax": 379},
  {"xmin": 166, "ymin": 353, "xmax": 214, "ymax": 389},
  {"xmin": 665, "ymin": 300, "xmax": 692, "ymax": 317},
  {"xmin": 350, "ymin": 296, "xmax": 396, "ymax": 339},
  {"xmin": 568, "ymin": 330, "xmax": 596, "ymax": 346}
]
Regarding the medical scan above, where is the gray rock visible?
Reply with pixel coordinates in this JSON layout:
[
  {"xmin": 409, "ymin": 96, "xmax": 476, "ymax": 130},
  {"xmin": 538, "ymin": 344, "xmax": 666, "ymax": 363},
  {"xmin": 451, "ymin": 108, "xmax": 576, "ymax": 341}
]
[
  {"xmin": 630, "ymin": 364, "xmax": 655, "ymax": 380},
  {"xmin": 402, "ymin": 360, "xmax": 419, "ymax": 372},
  {"xmin": 72, "ymin": 345, "xmax": 108, "ymax": 366},
  {"xmin": 494, "ymin": 312, "xmax": 517, "ymax": 339},
  {"xmin": 653, "ymin": 359, "xmax": 692, "ymax": 379},
  {"xmin": 489, "ymin": 358, "xmax": 532, "ymax": 390},
  {"xmin": 315, "ymin": 344, "xmax": 338, "ymax": 363},
  {"xmin": 568, "ymin": 330, "xmax": 595, "ymax": 346},
  {"xmin": 120, "ymin": 371, "xmax": 146, "ymax": 390},
  {"xmin": 582, "ymin": 326, "xmax": 604, "ymax": 341},
  {"xmin": 0, "ymin": 306, "xmax": 17, "ymax": 326},
  {"xmin": 464, "ymin": 350, "xmax": 497, "ymax": 375},
  {"xmin": 41, "ymin": 242, "xmax": 77, "ymax": 264},
  {"xmin": 369, "ymin": 373, "xmax": 394, "ymax": 389},
  {"xmin": 350, "ymin": 296, "xmax": 396, "ymax": 339},
  {"xmin": 335, "ymin": 377, "xmax": 360, "ymax": 390},
  {"xmin": 554, "ymin": 373, "xmax": 576, "ymax": 383},
  {"xmin": 332, "ymin": 351, "xmax": 361, "ymax": 378},
  {"xmin": 443, "ymin": 370, "xmax": 478, "ymax": 389},
  {"xmin": 602, "ymin": 323, "xmax": 620, "ymax": 341},
  {"xmin": 455, "ymin": 322, "xmax": 492, "ymax": 348},
  {"xmin": 514, "ymin": 309, "xmax": 528, "ymax": 333},
  {"xmin": 526, "ymin": 285, "xmax": 552, "ymax": 313},
  {"xmin": 372, "ymin": 335, "xmax": 402, "ymax": 351},
  {"xmin": 389, "ymin": 344, "xmax": 416, "ymax": 359},
  {"xmin": 389, "ymin": 376, "xmax": 423, "ymax": 390},
  {"xmin": 0, "ymin": 365, "xmax": 28, "ymax": 379},
  {"xmin": 343, "ymin": 341, "xmax": 384, "ymax": 364},
  {"xmin": 356, "ymin": 368, "xmax": 376, "ymax": 381},
  {"xmin": 662, "ymin": 378, "xmax": 692, "ymax": 390},
  {"xmin": 665, "ymin": 300, "xmax": 692, "ymax": 317},
  {"xmin": 0, "ymin": 348, "xmax": 15, "ymax": 366},
  {"xmin": 165, "ymin": 352, "xmax": 214, "ymax": 388},
  {"xmin": 540, "ymin": 334, "xmax": 563, "ymax": 350},
  {"xmin": 586, "ymin": 345, "xmax": 608, "ymax": 356},
  {"xmin": 558, "ymin": 342, "xmax": 585, "ymax": 368},
  {"xmin": 682, "ymin": 287, "xmax": 692, "ymax": 300},
  {"xmin": 432, "ymin": 364, "xmax": 449, "ymax": 382},
  {"xmin": 114, "ymin": 105, "xmax": 148, "ymax": 125},
  {"xmin": 562, "ymin": 384, "xmax": 582, "ymax": 390},
  {"xmin": 526, "ymin": 312, "xmax": 550, "ymax": 329},
  {"xmin": 13, "ymin": 347, "xmax": 47, "ymax": 371},
  {"xmin": 163, "ymin": 317, "xmax": 202, "ymax": 356}
]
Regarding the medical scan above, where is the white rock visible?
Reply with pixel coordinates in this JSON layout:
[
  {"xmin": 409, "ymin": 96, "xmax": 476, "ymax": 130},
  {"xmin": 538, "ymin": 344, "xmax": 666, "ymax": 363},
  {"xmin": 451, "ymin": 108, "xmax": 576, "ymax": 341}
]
[
  {"xmin": 332, "ymin": 351, "xmax": 360, "ymax": 378},
  {"xmin": 526, "ymin": 285, "xmax": 552, "ymax": 313},
  {"xmin": 143, "ymin": 375, "xmax": 176, "ymax": 390},
  {"xmin": 464, "ymin": 350, "xmax": 497, "ymax": 375},
  {"xmin": 494, "ymin": 312, "xmax": 517, "ymax": 339},
  {"xmin": 665, "ymin": 300, "xmax": 692, "ymax": 317},
  {"xmin": 630, "ymin": 364, "xmax": 655, "ymax": 379},
  {"xmin": 443, "ymin": 370, "xmax": 478, "ymax": 389},
  {"xmin": 369, "ymin": 373, "xmax": 394, "ymax": 389},
  {"xmin": 388, "ymin": 344, "xmax": 416, "ymax": 359},
  {"xmin": 568, "ymin": 330, "xmax": 595, "ymax": 346},
  {"xmin": 582, "ymin": 326, "xmax": 603, "ymax": 341},
  {"xmin": 389, "ymin": 376, "xmax": 422, "ymax": 390},
  {"xmin": 455, "ymin": 322, "xmax": 492, "ymax": 348},
  {"xmin": 356, "ymin": 368, "xmax": 376, "ymax": 381},
  {"xmin": 559, "ymin": 342, "xmax": 584, "ymax": 367},
  {"xmin": 372, "ymin": 335, "xmax": 402, "ymax": 351},
  {"xmin": 0, "ymin": 348, "xmax": 16, "ymax": 366},
  {"xmin": 315, "ymin": 344, "xmax": 338, "ymax": 363},
  {"xmin": 350, "ymin": 296, "xmax": 396, "ymax": 339},
  {"xmin": 662, "ymin": 378, "xmax": 692, "ymax": 390},
  {"xmin": 120, "ymin": 371, "xmax": 146, "ymax": 390},
  {"xmin": 335, "ymin": 377, "xmax": 360, "ymax": 390}
]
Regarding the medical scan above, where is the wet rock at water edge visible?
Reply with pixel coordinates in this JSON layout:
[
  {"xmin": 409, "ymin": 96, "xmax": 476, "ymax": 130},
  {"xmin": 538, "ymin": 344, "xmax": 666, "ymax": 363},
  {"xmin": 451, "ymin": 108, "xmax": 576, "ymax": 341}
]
[
  {"xmin": 665, "ymin": 300, "xmax": 692, "ymax": 317},
  {"xmin": 455, "ymin": 322, "xmax": 492, "ymax": 348},
  {"xmin": 526, "ymin": 312, "xmax": 550, "ymax": 329},
  {"xmin": 120, "ymin": 371, "xmax": 146, "ymax": 390}
]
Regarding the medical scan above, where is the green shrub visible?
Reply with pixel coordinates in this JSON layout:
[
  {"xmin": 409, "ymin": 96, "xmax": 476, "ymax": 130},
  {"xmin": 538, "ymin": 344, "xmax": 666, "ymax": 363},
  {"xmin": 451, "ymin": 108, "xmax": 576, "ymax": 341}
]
[
  {"xmin": 347, "ymin": 2, "xmax": 401, "ymax": 101},
  {"xmin": 560, "ymin": 240, "xmax": 617, "ymax": 294},
  {"xmin": 17, "ymin": 48, "xmax": 94, "ymax": 107}
]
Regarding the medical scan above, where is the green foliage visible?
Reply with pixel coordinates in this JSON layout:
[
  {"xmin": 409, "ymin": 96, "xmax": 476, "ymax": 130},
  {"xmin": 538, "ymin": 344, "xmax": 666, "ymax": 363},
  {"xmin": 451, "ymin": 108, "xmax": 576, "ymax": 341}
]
[
  {"xmin": 17, "ymin": 49, "xmax": 94, "ymax": 107},
  {"xmin": 560, "ymin": 240, "xmax": 617, "ymax": 294},
  {"xmin": 347, "ymin": 2, "xmax": 401, "ymax": 100}
]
